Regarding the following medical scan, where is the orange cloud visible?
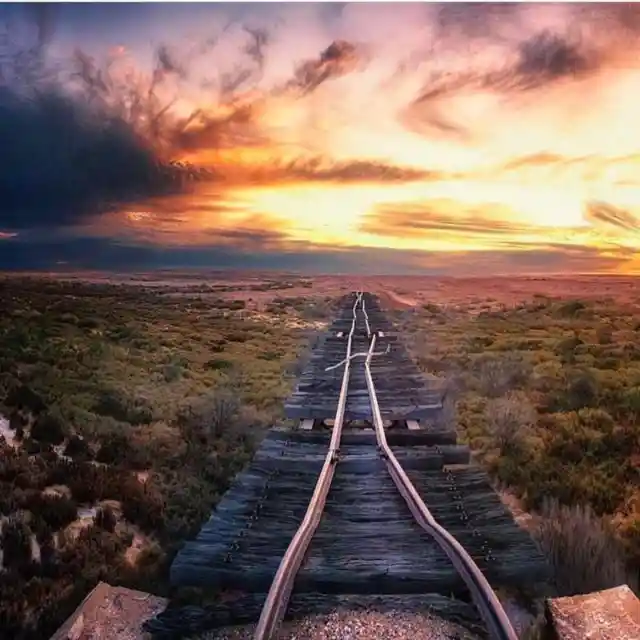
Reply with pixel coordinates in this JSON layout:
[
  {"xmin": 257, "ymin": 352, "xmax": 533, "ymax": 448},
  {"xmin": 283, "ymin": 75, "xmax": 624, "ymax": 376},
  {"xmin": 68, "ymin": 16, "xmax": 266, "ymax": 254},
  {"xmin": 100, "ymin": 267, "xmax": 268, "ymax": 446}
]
[
  {"xmin": 6, "ymin": 3, "xmax": 640, "ymax": 274},
  {"xmin": 584, "ymin": 202, "xmax": 640, "ymax": 233},
  {"xmin": 361, "ymin": 201, "xmax": 538, "ymax": 239}
]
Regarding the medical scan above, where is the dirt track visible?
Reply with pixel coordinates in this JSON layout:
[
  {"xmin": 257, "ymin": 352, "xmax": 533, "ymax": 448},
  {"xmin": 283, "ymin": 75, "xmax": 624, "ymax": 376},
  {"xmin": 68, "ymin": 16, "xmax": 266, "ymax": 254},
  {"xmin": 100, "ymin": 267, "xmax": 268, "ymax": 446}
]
[{"xmin": 373, "ymin": 288, "xmax": 418, "ymax": 310}]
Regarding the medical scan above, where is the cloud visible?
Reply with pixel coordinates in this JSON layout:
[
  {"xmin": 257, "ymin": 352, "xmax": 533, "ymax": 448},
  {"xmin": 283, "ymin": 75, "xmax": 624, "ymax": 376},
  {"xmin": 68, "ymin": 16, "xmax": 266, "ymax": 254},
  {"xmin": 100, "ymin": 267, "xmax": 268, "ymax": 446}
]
[
  {"xmin": 584, "ymin": 201, "xmax": 640, "ymax": 232},
  {"xmin": 0, "ymin": 87, "xmax": 215, "ymax": 230},
  {"xmin": 499, "ymin": 153, "xmax": 575, "ymax": 171},
  {"xmin": 360, "ymin": 200, "xmax": 553, "ymax": 242},
  {"xmin": 513, "ymin": 31, "xmax": 599, "ymax": 89},
  {"xmin": 168, "ymin": 37, "xmax": 362, "ymax": 153},
  {"xmin": 0, "ymin": 233, "xmax": 629, "ymax": 276},
  {"xmin": 0, "ymin": 233, "xmax": 426, "ymax": 274},
  {"xmin": 234, "ymin": 158, "xmax": 443, "ymax": 186},
  {"xmin": 0, "ymin": 20, "xmax": 369, "ymax": 237},
  {"xmin": 286, "ymin": 40, "xmax": 361, "ymax": 95},
  {"xmin": 3, "ymin": 3, "xmax": 640, "ymax": 274},
  {"xmin": 409, "ymin": 30, "xmax": 599, "ymax": 114},
  {"xmin": 401, "ymin": 4, "xmax": 632, "ymax": 144},
  {"xmin": 0, "ymin": 22, "xmax": 216, "ymax": 233},
  {"xmin": 451, "ymin": 245, "xmax": 628, "ymax": 275}
]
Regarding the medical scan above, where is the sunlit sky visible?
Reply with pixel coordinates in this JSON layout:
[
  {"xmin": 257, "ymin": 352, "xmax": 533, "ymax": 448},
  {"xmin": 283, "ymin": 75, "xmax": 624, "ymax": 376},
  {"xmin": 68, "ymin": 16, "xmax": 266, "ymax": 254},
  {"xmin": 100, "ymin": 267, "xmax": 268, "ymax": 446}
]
[{"xmin": 2, "ymin": 2, "xmax": 640, "ymax": 274}]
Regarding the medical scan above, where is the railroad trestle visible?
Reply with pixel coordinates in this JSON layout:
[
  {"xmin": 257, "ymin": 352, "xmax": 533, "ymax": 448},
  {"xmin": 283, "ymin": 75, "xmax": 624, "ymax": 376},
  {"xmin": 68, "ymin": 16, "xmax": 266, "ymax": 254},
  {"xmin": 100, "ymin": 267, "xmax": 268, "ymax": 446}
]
[{"xmin": 147, "ymin": 292, "xmax": 550, "ymax": 639}]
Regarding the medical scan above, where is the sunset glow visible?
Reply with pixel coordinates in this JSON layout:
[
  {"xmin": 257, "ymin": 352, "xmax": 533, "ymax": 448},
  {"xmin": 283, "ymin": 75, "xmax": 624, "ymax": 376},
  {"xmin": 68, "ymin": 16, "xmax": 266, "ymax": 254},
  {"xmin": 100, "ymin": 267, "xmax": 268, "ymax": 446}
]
[{"xmin": 3, "ymin": 2, "xmax": 640, "ymax": 273}]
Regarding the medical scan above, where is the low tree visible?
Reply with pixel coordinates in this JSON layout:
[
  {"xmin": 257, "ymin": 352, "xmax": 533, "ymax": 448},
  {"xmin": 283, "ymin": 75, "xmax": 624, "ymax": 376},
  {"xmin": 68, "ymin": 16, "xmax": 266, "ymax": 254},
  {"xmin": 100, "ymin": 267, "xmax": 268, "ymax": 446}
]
[{"xmin": 179, "ymin": 390, "xmax": 240, "ymax": 441}]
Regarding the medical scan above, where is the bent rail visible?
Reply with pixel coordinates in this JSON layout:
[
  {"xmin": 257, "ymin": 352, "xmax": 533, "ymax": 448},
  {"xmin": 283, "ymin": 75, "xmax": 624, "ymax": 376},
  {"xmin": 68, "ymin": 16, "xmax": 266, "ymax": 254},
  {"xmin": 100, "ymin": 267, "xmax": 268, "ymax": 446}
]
[
  {"xmin": 255, "ymin": 292, "xmax": 517, "ymax": 640},
  {"xmin": 253, "ymin": 292, "xmax": 363, "ymax": 639},
  {"xmin": 361, "ymin": 299, "xmax": 518, "ymax": 640}
]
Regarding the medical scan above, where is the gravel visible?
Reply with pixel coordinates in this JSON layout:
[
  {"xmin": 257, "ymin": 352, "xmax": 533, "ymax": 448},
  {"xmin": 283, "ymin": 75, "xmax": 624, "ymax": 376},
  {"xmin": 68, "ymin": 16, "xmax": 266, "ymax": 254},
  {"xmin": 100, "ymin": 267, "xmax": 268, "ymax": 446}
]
[{"xmin": 194, "ymin": 609, "xmax": 482, "ymax": 640}]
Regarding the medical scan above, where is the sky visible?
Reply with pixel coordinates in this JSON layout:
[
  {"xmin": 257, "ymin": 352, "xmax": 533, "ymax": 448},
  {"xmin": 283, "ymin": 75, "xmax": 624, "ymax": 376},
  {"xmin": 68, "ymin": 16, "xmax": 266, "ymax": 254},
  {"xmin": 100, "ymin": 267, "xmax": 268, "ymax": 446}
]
[{"xmin": 1, "ymin": 2, "xmax": 640, "ymax": 275}]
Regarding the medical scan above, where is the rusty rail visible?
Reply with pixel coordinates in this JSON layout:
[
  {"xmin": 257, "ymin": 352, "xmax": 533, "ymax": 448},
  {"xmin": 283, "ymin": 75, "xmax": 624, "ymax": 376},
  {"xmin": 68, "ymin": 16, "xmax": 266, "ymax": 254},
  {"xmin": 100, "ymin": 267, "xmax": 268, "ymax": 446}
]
[
  {"xmin": 255, "ymin": 293, "xmax": 518, "ymax": 640},
  {"xmin": 361, "ymin": 297, "xmax": 518, "ymax": 640},
  {"xmin": 253, "ymin": 292, "xmax": 363, "ymax": 639}
]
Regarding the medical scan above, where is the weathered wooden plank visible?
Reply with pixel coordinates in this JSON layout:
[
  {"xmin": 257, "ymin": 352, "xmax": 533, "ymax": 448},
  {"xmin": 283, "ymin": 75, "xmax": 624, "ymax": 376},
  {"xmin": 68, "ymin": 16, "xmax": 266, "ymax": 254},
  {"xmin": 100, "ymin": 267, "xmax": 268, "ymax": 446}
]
[
  {"xmin": 267, "ymin": 427, "xmax": 459, "ymax": 447},
  {"xmin": 171, "ymin": 433, "xmax": 549, "ymax": 594}
]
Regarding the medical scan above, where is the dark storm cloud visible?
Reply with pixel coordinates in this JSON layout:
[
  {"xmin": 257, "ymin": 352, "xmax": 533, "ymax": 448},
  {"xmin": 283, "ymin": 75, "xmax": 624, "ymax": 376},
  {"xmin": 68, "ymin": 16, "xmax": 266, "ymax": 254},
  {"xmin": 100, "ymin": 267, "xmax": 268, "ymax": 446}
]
[
  {"xmin": 0, "ymin": 8, "xmax": 214, "ymax": 233},
  {"xmin": 0, "ymin": 235, "xmax": 424, "ymax": 274},
  {"xmin": 0, "ymin": 234, "xmax": 628, "ymax": 275},
  {"xmin": 0, "ymin": 87, "xmax": 210, "ymax": 231},
  {"xmin": 286, "ymin": 40, "xmax": 361, "ymax": 95}
]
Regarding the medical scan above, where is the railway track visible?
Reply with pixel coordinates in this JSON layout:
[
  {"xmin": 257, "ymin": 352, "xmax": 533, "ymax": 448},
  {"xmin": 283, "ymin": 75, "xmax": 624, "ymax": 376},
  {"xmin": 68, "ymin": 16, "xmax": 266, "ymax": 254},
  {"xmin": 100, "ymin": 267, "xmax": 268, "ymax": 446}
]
[
  {"xmin": 255, "ymin": 293, "xmax": 516, "ymax": 640},
  {"xmin": 149, "ymin": 292, "xmax": 550, "ymax": 639}
]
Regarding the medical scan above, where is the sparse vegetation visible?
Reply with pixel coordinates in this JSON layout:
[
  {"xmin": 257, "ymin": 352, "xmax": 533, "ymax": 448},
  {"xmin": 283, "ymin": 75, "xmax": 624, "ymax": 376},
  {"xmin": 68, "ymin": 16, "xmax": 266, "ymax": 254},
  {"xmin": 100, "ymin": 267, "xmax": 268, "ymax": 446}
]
[
  {"xmin": 401, "ymin": 294, "xmax": 640, "ymax": 594},
  {"xmin": 0, "ymin": 276, "xmax": 324, "ymax": 639},
  {"xmin": 3, "ymin": 276, "xmax": 640, "ymax": 635}
]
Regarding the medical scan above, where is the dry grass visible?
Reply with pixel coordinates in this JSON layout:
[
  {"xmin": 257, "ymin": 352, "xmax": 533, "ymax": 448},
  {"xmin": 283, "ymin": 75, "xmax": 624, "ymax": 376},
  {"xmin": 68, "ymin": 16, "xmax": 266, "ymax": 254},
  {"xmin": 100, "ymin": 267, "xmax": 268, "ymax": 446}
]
[
  {"xmin": 532, "ymin": 498, "xmax": 637, "ymax": 596},
  {"xmin": 485, "ymin": 392, "xmax": 537, "ymax": 454}
]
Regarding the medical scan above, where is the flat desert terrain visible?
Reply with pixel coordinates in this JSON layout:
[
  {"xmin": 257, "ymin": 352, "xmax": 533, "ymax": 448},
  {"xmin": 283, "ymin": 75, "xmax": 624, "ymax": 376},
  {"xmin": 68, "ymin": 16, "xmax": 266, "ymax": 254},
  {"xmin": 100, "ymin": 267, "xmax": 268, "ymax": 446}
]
[{"xmin": 4, "ymin": 270, "xmax": 638, "ymax": 312}]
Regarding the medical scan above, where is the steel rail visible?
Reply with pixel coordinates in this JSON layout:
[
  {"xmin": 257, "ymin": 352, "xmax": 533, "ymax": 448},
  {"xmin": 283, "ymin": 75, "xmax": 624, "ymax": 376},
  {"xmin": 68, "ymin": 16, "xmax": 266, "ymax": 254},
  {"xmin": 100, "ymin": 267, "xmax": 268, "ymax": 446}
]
[
  {"xmin": 324, "ymin": 344, "xmax": 389, "ymax": 372},
  {"xmin": 361, "ymin": 312, "xmax": 517, "ymax": 640},
  {"xmin": 253, "ymin": 292, "xmax": 363, "ymax": 640},
  {"xmin": 362, "ymin": 296, "xmax": 371, "ymax": 339}
]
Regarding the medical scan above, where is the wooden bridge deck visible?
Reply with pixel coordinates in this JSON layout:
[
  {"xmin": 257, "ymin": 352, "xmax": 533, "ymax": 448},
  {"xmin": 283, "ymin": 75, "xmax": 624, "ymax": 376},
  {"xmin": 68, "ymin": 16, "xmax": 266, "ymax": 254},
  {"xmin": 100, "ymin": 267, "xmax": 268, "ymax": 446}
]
[
  {"xmin": 151, "ymin": 293, "xmax": 551, "ymax": 636},
  {"xmin": 284, "ymin": 295, "xmax": 445, "ymax": 421},
  {"xmin": 170, "ymin": 430, "xmax": 549, "ymax": 595}
]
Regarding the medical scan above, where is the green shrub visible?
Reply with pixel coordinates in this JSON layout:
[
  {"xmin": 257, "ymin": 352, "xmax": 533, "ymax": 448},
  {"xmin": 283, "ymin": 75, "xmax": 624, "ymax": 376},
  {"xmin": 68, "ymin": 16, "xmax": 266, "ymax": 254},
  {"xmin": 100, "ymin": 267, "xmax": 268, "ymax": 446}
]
[
  {"xmin": 28, "ymin": 494, "xmax": 78, "ymax": 531},
  {"xmin": 179, "ymin": 391, "xmax": 241, "ymax": 441},
  {"xmin": 5, "ymin": 384, "xmax": 46, "ymax": 413},
  {"xmin": 1, "ymin": 516, "xmax": 33, "ymax": 570},
  {"xmin": 30, "ymin": 411, "xmax": 66, "ymax": 445},
  {"xmin": 93, "ymin": 390, "xmax": 153, "ymax": 425},
  {"xmin": 204, "ymin": 358, "xmax": 233, "ymax": 371},
  {"xmin": 63, "ymin": 435, "xmax": 91, "ymax": 460},
  {"xmin": 474, "ymin": 354, "xmax": 532, "ymax": 397}
]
